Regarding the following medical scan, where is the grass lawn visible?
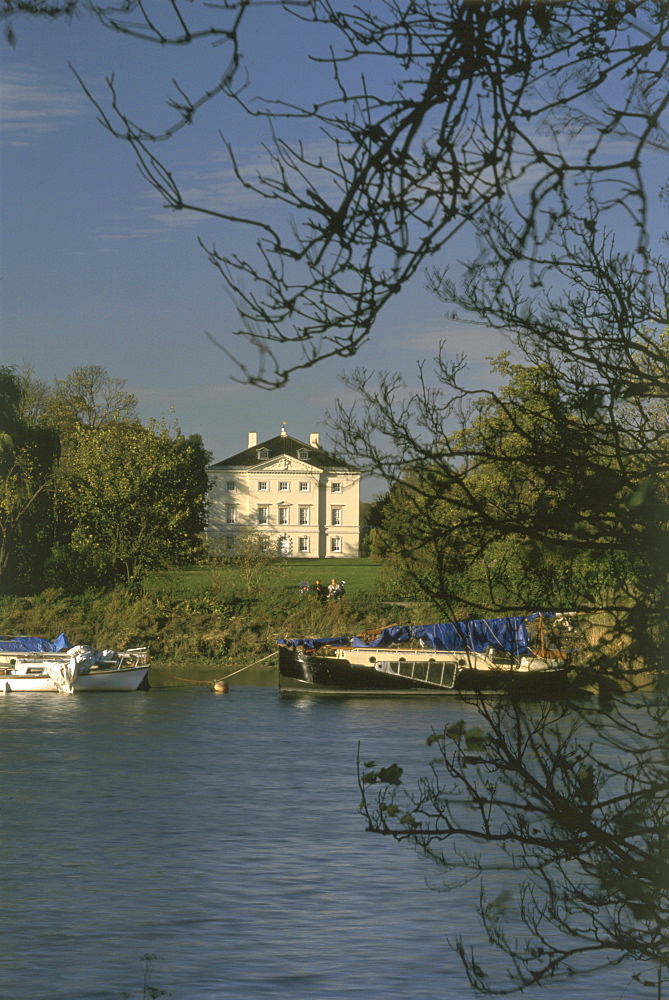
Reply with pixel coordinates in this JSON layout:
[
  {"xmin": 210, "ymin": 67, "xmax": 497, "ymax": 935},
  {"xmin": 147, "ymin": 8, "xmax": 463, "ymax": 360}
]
[
  {"xmin": 146, "ymin": 558, "xmax": 381, "ymax": 597},
  {"xmin": 272, "ymin": 558, "xmax": 380, "ymax": 593}
]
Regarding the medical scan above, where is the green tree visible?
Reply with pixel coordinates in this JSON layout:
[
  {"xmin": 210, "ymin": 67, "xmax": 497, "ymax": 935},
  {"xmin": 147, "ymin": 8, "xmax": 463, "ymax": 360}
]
[
  {"xmin": 171, "ymin": 432, "xmax": 213, "ymax": 549},
  {"xmin": 336, "ymin": 239, "xmax": 669, "ymax": 991},
  {"xmin": 50, "ymin": 419, "xmax": 211, "ymax": 586},
  {"xmin": 15, "ymin": 363, "xmax": 51, "ymax": 427},
  {"xmin": 5, "ymin": 3, "xmax": 668, "ymax": 991},
  {"xmin": 0, "ymin": 366, "xmax": 59, "ymax": 592},
  {"xmin": 210, "ymin": 527, "xmax": 283, "ymax": 597},
  {"xmin": 44, "ymin": 364, "xmax": 139, "ymax": 443},
  {"xmin": 359, "ymin": 493, "xmax": 392, "ymax": 558},
  {"xmin": 332, "ymin": 240, "xmax": 668, "ymax": 671}
]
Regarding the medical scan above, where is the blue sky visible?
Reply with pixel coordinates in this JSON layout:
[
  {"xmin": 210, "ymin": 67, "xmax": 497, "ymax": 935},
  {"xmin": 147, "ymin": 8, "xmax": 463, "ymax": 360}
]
[
  {"xmin": 0, "ymin": 7, "xmax": 511, "ymax": 500},
  {"xmin": 1, "ymin": 7, "xmax": 665, "ymax": 501}
]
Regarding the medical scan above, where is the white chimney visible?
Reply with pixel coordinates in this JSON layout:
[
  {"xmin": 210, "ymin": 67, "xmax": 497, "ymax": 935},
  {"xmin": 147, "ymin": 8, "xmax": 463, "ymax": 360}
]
[
  {"xmin": 248, "ymin": 432, "xmax": 258, "ymax": 448},
  {"xmin": 310, "ymin": 433, "xmax": 320, "ymax": 448}
]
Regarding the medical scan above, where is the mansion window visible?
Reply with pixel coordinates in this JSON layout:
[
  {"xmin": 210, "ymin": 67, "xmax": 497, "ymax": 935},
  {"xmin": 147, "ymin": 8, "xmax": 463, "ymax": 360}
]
[
  {"xmin": 297, "ymin": 448, "xmax": 310, "ymax": 460},
  {"xmin": 225, "ymin": 505, "xmax": 237, "ymax": 524},
  {"xmin": 298, "ymin": 536, "xmax": 310, "ymax": 553},
  {"xmin": 278, "ymin": 507, "xmax": 290, "ymax": 525},
  {"xmin": 298, "ymin": 507, "xmax": 310, "ymax": 525},
  {"xmin": 226, "ymin": 480, "xmax": 236, "ymax": 491},
  {"xmin": 258, "ymin": 481, "xmax": 269, "ymax": 491},
  {"xmin": 257, "ymin": 448, "xmax": 269, "ymax": 460},
  {"xmin": 331, "ymin": 507, "xmax": 342, "ymax": 526},
  {"xmin": 257, "ymin": 506, "xmax": 269, "ymax": 525},
  {"xmin": 299, "ymin": 481, "xmax": 310, "ymax": 492},
  {"xmin": 330, "ymin": 536, "xmax": 342, "ymax": 553},
  {"xmin": 331, "ymin": 482, "xmax": 342, "ymax": 493},
  {"xmin": 278, "ymin": 481, "xmax": 290, "ymax": 492}
]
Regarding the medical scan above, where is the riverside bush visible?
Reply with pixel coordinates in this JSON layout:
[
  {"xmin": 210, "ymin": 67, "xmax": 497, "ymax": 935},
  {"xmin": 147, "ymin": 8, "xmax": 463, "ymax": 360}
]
[{"xmin": 0, "ymin": 577, "xmax": 426, "ymax": 678}]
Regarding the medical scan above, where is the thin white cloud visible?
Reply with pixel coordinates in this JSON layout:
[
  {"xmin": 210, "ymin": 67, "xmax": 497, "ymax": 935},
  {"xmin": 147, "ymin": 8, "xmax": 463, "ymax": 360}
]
[
  {"xmin": 0, "ymin": 64, "xmax": 84, "ymax": 145},
  {"xmin": 119, "ymin": 133, "xmax": 344, "ymax": 236}
]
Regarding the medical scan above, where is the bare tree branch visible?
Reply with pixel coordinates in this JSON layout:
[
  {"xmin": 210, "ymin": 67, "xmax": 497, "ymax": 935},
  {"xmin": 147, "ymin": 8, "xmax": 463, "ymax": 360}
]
[{"xmin": 11, "ymin": 0, "xmax": 664, "ymax": 385}]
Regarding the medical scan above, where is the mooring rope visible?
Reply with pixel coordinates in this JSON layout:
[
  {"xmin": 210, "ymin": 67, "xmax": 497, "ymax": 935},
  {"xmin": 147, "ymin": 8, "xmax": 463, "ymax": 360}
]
[
  {"xmin": 213, "ymin": 650, "xmax": 278, "ymax": 682},
  {"xmin": 148, "ymin": 650, "xmax": 278, "ymax": 687}
]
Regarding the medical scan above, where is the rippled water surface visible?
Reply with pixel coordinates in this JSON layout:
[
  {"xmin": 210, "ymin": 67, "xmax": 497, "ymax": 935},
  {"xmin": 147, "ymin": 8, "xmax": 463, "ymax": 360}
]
[{"xmin": 0, "ymin": 687, "xmax": 647, "ymax": 999}]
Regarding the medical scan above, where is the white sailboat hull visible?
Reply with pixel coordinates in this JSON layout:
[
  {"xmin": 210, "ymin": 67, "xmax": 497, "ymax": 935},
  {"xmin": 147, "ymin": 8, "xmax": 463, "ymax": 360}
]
[{"xmin": 0, "ymin": 664, "xmax": 149, "ymax": 693}]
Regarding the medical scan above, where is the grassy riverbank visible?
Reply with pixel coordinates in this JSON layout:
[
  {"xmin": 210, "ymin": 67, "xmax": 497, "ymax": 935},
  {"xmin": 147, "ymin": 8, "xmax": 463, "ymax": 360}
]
[
  {"xmin": 0, "ymin": 559, "xmax": 436, "ymax": 688},
  {"xmin": 144, "ymin": 558, "xmax": 382, "ymax": 597}
]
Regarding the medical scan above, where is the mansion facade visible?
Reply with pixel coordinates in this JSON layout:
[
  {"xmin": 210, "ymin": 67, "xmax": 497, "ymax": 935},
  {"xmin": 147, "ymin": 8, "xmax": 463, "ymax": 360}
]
[{"xmin": 207, "ymin": 429, "xmax": 360, "ymax": 558}]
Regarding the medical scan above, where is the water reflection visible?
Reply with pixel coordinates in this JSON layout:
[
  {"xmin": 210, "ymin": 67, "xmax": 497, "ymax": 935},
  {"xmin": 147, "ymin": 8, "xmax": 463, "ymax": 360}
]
[{"xmin": 0, "ymin": 687, "xmax": 651, "ymax": 999}]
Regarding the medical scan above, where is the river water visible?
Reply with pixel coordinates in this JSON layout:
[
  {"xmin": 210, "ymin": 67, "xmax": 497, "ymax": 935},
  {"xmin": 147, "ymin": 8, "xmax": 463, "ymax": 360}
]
[{"xmin": 0, "ymin": 686, "xmax": 651, "ymax": 999}]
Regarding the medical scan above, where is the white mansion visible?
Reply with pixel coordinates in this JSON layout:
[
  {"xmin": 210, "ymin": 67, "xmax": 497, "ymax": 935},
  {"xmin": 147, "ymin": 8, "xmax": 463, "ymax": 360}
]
[{"xmin": 207, "ymin": 429, "xmax": 360, "ymax": 558}]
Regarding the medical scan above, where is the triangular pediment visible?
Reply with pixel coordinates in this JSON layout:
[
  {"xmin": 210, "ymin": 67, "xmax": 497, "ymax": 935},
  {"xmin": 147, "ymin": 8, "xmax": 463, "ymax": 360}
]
[{"xmin": 253, "ymin": 456, "xmax": 323, "ymax": 474}]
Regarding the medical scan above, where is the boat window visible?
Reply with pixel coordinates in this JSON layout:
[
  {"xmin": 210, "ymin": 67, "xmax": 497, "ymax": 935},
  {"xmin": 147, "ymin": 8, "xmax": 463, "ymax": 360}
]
[{"xmin": 374, "ymin": 658, "xmax": 458, "ymax": 689}]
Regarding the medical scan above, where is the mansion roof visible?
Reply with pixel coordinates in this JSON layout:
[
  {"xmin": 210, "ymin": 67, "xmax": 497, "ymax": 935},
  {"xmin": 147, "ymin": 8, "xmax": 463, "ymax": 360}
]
[{"xmin": 208, "ymin": 433, "xmax": 357, "ymax": 472}]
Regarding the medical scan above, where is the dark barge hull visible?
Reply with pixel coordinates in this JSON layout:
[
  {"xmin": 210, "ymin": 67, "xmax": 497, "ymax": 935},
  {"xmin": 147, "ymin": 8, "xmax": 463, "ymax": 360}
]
[{"xmin": 278, "ymin": 646, "xmax": 572, "ymax": 697}]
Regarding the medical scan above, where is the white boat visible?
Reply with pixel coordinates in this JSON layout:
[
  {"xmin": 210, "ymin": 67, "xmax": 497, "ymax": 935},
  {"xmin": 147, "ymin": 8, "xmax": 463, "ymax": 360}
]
[{"xmin": 0, "ymin": 636, "xmax": 150, "ymax": 693}]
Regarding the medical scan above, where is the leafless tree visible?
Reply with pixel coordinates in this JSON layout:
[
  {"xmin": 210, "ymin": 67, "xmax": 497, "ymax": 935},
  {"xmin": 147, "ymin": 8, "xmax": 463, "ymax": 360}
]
[
  {"xmin": 5, "ymin": 5, "xmax": 669, "ymax": 991},
  {"xmin": 360, "ymin": 689, "xmax": 669, "ymax": 994},
  {"xmin": 6, "ymin": 1, "xmax": 667, "ymax": 385},
  {"xmin": 329, "ymin": 229, "xmax": 668, "ymax": 672},
  {"xmin": 337, "ymin": 214, "xmax": 669, "ymax": 994}
]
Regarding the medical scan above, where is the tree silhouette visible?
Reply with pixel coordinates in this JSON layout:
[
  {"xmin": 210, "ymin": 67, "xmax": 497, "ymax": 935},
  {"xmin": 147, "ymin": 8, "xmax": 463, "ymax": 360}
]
[
  {"xmin": 359, "ymin": 691, "xmax": 669, "ymax": 993},
  {"xmin": 330, "ymin": 233, "xmax": 668, "ymax": 671},
  {"xmin": 5, "ymin": 3, "xmax": 668, "ymax": 990},
  {"xmin": 6, "ymin": 1, "xmax": 667, "ymax": 385},
  {"xmin": 343, "ymin": 231, "xmax": 668, "ymax": 993}
]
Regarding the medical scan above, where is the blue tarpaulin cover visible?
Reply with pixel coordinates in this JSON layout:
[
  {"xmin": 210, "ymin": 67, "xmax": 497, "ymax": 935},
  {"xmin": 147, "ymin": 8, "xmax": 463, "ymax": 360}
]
[
  {"xmin": 411, "ymin": 617, "xmax": 531, "ymax": 655},
  {"xmin": 0, "ymin": 633, "xmax": 70, "ymax": 653},
  {"xmin": 279, "ymin": 616, "xmax": 535, "ymax": 655},
  {"xmin": 350, "ymin": 626, "xmax": 413, "ymax": 648}
]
